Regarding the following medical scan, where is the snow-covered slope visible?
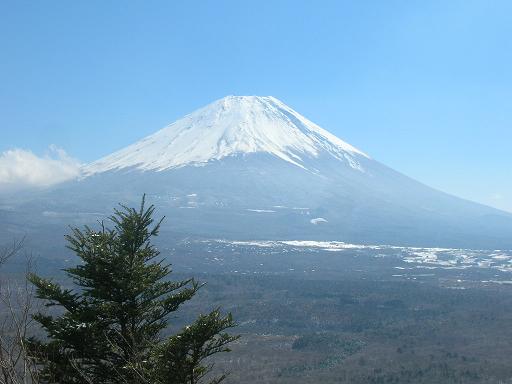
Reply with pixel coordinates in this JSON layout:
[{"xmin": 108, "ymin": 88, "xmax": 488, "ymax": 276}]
[{"xmin": 83, "ymin": 96, "xmax": 368, "ymax": 175}]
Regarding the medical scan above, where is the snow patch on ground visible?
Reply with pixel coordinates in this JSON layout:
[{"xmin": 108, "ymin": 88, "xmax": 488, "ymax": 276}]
[
  {"xmin": 310, "ymin": 217, "xmax": 328, "ymax": 225},
  {"xmin": 213, "ymin": 239, "xmax": 512, "ymax": 272}
]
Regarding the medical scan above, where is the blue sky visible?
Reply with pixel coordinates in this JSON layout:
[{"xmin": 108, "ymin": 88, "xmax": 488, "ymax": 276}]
[{"xmin": 1, "ymin": 0, "xmax": 511, "ymax": 211}]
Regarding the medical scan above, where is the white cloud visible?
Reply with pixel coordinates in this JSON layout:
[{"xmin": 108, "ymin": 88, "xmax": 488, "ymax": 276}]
[{"xmin": 0, "ymin": 146, "xmax": 81, "ymax": 192}]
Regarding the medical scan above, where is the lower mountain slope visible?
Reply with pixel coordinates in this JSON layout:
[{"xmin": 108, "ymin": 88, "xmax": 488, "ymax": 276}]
[{"xmin": 2, "ymin": 152, "xmax": 511, "ymax": 252}]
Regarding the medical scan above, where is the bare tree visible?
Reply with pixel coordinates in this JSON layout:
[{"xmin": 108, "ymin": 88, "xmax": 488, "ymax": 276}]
[
  {"xmin": 0, "ymin": 238, "xmax": 40, "ymax": 384},
  {"xmin": 0, "ymin": 238, "xmax": 24, "ymax": 266}
]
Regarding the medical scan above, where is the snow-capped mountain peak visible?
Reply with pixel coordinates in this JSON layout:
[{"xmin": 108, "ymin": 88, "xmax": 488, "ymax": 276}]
[
  {"xmin": 7, "ymin": 96, "xmax": 512, "ymax": 250},
  {"xmin": 83, "ymin": 95, "xmax": 368, "ymax": 175}
]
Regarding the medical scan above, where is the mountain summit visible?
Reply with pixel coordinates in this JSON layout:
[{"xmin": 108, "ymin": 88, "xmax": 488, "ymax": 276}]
[{"xmin": 84, "ymin": 96, "xmax": 368, "ymax": 175}]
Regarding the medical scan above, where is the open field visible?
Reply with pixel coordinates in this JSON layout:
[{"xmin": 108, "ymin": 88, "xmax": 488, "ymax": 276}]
[{"xmin": 5, "ymin": 240, "xmax": 512, "ymax": 383}]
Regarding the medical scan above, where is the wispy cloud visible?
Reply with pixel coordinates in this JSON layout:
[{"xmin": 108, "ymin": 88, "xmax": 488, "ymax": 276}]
[{"xmin": 0, "ymin": 146, "xmax": 81, "ymax": 192}]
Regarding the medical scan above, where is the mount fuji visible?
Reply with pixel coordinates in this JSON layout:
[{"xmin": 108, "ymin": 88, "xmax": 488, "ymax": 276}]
[{"xmin": 2, "ymin": 96, "xmax": 512, "ymax": 251}]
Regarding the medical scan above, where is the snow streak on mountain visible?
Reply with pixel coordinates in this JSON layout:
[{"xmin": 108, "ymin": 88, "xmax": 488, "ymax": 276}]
[{"xmin": 84, "ymin": 96, "xmax": 368, "ymax": 175}]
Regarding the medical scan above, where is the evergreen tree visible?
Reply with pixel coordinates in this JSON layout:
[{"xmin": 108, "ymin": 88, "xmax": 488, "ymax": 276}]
[{"xmin": 27, "ymin": 197, "xmax": 238, "ymax": 384}]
